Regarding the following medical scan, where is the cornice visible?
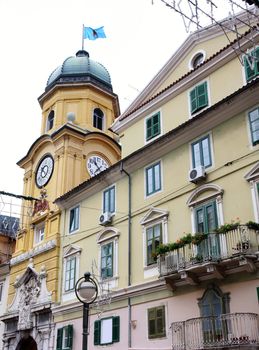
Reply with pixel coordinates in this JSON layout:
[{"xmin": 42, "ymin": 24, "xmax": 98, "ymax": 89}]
[{"xmin": 52, "ymin": 278, "xmax": 166, "ymax": 317}]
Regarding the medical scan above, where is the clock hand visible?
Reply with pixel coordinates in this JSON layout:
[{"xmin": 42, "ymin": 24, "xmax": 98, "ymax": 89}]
[{"xmin": 93, "ymin": 159, "xmax": 102, "ymax": 173}]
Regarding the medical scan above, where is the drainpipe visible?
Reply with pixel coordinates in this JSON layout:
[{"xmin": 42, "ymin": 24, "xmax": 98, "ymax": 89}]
[{"xmin": 120, "ymin": 162, "xmax": 132, "ymax": 348}]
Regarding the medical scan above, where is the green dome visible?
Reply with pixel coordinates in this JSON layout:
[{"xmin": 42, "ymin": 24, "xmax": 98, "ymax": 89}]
[{"xmin": 46, "ymin": 50, "xmax": 112, "ymax": 92}]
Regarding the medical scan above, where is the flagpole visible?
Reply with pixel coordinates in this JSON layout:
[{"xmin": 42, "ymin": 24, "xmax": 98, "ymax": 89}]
[{"xmin": 82, "ymin": 24, "xmax": 84, "ymax": 50}]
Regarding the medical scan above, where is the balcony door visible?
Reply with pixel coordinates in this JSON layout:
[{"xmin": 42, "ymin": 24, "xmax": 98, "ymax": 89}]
[
  {"xmin": 195, "ymin": 200, "xmax": 220, "ymax": 260},
  {"xmin": 198, "ymin": 285, "xmax": 229, "ymax": 345}
]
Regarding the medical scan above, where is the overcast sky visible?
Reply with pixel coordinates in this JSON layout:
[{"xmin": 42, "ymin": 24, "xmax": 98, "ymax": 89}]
[{"xmin": 0, "ymin": 0, "xmax": 249, "ymax": 203}]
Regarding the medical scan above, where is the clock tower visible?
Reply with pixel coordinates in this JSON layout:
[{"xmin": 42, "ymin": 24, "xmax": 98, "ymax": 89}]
[{"xmin": 3, "ymin": 50, "xmax": 121, "ymax": 350}]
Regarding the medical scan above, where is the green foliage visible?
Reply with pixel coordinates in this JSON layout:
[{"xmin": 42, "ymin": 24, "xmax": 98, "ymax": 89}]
[{"xmin": 245, "ymin": 221, "xmax": 259, "ymax": 231}]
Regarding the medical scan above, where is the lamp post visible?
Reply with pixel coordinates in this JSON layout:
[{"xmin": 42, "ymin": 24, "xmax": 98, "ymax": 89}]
[{"xmin": 75, "ymin": 272, "xmax": 98, "ymax": 350}]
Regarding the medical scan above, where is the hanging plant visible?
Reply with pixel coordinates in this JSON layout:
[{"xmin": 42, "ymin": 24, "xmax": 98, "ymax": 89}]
[{"xmin": 246, "ymin": 221, "xmax": 259, "ymax": 231}]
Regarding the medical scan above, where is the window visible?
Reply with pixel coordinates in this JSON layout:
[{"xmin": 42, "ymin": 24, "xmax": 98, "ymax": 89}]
[
  {"xmin": 56, "ymin": 325, "xmax": 73, "ymax": 350},
  {"xmin": 69, "ymin": 206, "xmax": 79, "ymax": 233},
  {"xmin": 103, "ymin": 185, "xmax": 115, "ymax": 213},
  {"xmin": 146, "ymin": 223, "xmax": 162, "ymax": 265},
  {"xmin": 146, "ymin": 161, "xmax": 161, "ymax": 196},
  {"xmin": 64, "ymin": 256, "xmax": 76, "ymax": 292},
  {"xmin": 148, "ymin": 306, "xmax": 166, "ymax": 339},
  {"xmin": 34, "ymin": 223, "xmax": 45, "ymax": 245},
  {"xmin": 190, "ymin": 81, "xmax": 208, "ymax": 115},
  {"xmin": 146, "ymin": 112, "xmax": 161, "ymax": 141},
  {"xmin": 191, "ymin": 52, "xmax": 205, "ymax": 69},
  {"xmin": 0, "ymin": 283, "xmax": 3, "ymax": 302},
  {"xmin": 93, "ymin": 108, "xmax": 104, "ymax": 130},
  {"xmin": 101, "ymin": 242, "xmax": 113, "ymax": 278},
  {"xmin": 198, "ymin": 284, "xmax": 230, "ymax": 342},
  {"xmin": 97, "ymin": 228, "xmax": 119, "ymax": 288},
  {"xmin": 244, "ymin": 47, "xmax": 259, "ymax": 82},
  {"xmin": 47, "ymin": 110, "xmax": 54, "ymax": 131},
  {"xmin": 94, "ymin": 316, "xmax": 120, "ymax": 345},
  {"xmin": 191, "ymin": 135, "xmax": 212, "ymax": 168},
  {"xmin": 195, "ymin": 200, "xmax": 218, "ymax": 233},
  {"xmin": 248, "ymin": 107, "xmax": 259, "ymax": 146}
]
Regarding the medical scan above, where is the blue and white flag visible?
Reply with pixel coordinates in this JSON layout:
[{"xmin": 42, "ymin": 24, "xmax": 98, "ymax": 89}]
[{"xmin": 83, "ymin": 26, "xmax": 106, "ymax": 40}]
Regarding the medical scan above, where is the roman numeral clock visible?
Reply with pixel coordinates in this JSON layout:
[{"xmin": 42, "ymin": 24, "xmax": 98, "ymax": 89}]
[{"xmin": 35, "ymin": 154, "xmax": 54, "ymax": 188}]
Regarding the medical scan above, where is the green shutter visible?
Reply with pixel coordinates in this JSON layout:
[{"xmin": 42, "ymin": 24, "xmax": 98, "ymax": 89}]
[
  {"xmin": 244, "ymin": 48, "xmax": 259, "ymax": 82},
  {"xmin": 190, "ymin": 88, "xmax": 197, "ymax": 114},
  {"xmin": 244, "ymin": 55, "xmax": 255, "ymax": 81},
  {"xmin": 146, "ymin": 118, "xmax": 152, "ymax": 140},
  {"xmin": 67, "ymin": 325, "xmax": 73, "ymax": 349},
  {"xmin": 197, "ymin": 82, "xmax": 208, "ymax": 109},
  {"xmin": 56, "ymin": 328, "xmax": 63, "ymax": 350},
  {"xmin": 94, "ymin": 320, "xmax": 101, "ymax": 345},
  {"xmin": 112, "ymin": 316, "xmax": 120, "ymax": 342}
]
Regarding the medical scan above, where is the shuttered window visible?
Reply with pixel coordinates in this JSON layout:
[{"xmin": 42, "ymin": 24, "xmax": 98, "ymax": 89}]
[
  {"xmin": 244, "ymin": 47, "xmax": 259, "ymax": 82},
  {"xmin": 148, "ymin": 306, "xmax": 166, "ymax": 339},
  {"xmin": 56, "ymin": 325, "xmax": 73, "ymax": 350},
  {"xmin": 94, "ymin": 316, "xmax": 120, "ymax": 345},
  {"xmin": 146, "ymin": 112, "xmax": 161, "ymax": 141},
  {"xmin": 101, "ymin": 242, "xmax": 113, "ymax": 278},
  {"xmin": 190, "ymin": 81, "xmax": 208, "ymax": 115},
  {"xmin": 146, "ymin": 223, "xmax": 162, "ymax": 265},
  {"xmin": 191, "ymin": 135, "xmax": 212, "ymax": 168}
]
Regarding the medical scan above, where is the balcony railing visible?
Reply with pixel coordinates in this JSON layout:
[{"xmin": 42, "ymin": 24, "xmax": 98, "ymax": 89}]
[
  {"xmin": 158, "ymin": 225, "xmax": 259, "ymax": 277},
  {"xmin": 172, "ymin": 312, "xmax": 259, "ymax": 349}
]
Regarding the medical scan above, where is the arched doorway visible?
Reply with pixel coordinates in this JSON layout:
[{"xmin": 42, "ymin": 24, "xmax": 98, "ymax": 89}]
[{"xmin": 16, "ymin": 336, "xmax": 37, "ymax": 350}]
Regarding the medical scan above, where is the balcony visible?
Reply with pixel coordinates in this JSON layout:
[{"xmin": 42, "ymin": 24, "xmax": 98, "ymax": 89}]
[
  {"xmin": 158, "ymin": 225, "xmax": 259, "ymax": 289},
  {"xmin": 172, "ymin": 312, "xmax": 259, "ymax": 349}
]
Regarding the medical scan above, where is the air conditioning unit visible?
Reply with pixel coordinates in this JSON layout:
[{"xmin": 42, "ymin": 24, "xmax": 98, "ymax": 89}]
[
  {"xmin": 99, "ymin": 212, "xmax": 112, "ymax": 226},
  {"xmin": 188, "ymin": 165, "xmax": 206, "ymax": 183}
]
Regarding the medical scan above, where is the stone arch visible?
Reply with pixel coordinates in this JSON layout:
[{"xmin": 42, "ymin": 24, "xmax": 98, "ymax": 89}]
[{"xmin": 16, "ymin": 336, "xmax": 37, "ymax": 350}]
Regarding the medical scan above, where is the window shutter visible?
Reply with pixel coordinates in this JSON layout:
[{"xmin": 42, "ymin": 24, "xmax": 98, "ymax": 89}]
[
  {"xmin": 67, "ymin": 325, "xmax": 73, "ymax": 349},
  {"xmin": 112, "ymin": 316, "xmax": 120, "ymax": 342},
  {"xmin": 244, "ymin": 55, "xmax": 255, "ymax": 81},
  {"xmin": 197, "ymin": 82, "xmax": 208, "ymax": 109},
  {"xmin": 56, "ymin": 328, "xmax": 63, "ymax": 350},
  {"xmin": 146, "ymin": 118, "xmax": 152, "ymax": 140},
  {"xmin": 94, "ymin": 320, "xmax": 101, "ymax": 345},
  {"xmin": 190, "ymin": 88, "xmax": 197, "ymax": 114}
]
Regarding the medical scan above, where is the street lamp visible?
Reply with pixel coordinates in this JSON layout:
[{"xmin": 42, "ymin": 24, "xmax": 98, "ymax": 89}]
[{"xmin": 75, "ymin": 272, "xmax": 98, "ymax": 350}]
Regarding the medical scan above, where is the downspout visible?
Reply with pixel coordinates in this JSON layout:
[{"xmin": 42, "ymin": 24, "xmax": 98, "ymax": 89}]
[{"xmin": 120, "ymin": 161, "xmax": 132, "ymax": 348}]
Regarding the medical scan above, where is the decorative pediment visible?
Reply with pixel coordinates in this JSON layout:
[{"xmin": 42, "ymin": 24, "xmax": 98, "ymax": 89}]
[
  {"xmin": 187, "ymin": 184, "xmax": 224, "ymax": 206},
  {"xmin": 140, "ymin": 207, "xmax": 169, "ymax": 226},
  {"xmin": 63, "ymin": 244, "xmax": 82, "ymax": 258},
  {"xmin": 8, "ymin": 259, "xmax": 51, "ymax": 330},
  {"xmin": 97, "ymin": 227, "xmax": 120, "ymax": 244},
  {"xmin": 244, "ymin": 162, "xmax": 259, "ymax": 181}
]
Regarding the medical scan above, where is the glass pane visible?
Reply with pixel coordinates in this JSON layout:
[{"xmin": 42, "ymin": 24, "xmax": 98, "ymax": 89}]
[
  {"xmin": 154, "ymin": 224, "xmax": 161, "ymax": 238},
  {"xmin": 206, "ymin": 205, "xmax": 216, "ymax": 232},
  {"xmin": 202, "ymin": 137, "xmax": 211, "ymax": 167},
  {"xmin": 196, "ymin": 209, "xmax": 204, "ymax": 233},
  {"xmin": 193, "ymin": 142, "xmax": 201, "ymax": 167},
  {"xmin": 147, "ymin": 167, "xmax": 153, "ymax": 194},
  {"xmin": 154, "ymin": 164, "xmax": 161, "ymax": 191},
  {"xmin": 249, "ymin": 108, "xmax": 259, "ymax": 122}
]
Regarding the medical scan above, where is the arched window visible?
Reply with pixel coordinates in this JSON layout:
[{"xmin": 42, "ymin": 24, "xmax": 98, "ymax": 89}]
[
  {"xmin": 46, "ymin": 110, "xmax": 54, "ymax": 131},
  {"xmin": 93, "ymin": 108, "xmax": 104, "ymax": 130},
  {"xmin": 198, "ymin": 284, "xmax": 230, "ymax": 340}
]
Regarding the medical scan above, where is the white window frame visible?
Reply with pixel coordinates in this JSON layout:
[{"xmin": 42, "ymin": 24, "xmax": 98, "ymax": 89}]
[
  {"xmin": 97, "ymin": 228, "xmax": 120, "ymax": 289},
  {"xmin": 140, "ymin": 208, "xmax": 169, "ymax": 278},
  {"xmin": 144, "ymin": 110, "xmax": 163, "ymax": 144},
  {"xmin": 68, "ymin": 205, "xmax": 80, "ymax": 234},
  {"xmin": 144, "ymin": 160, "xmax": 163, "ymax": 199},
  {"xmin": 102, "ymin": 184, "xmax": 116, "ymax": 214},
  {"xmin": 188, "ymin": 79, "xmax": 210, "ymax": 119},
  {"xmin": 189, "ymin": 131, "xmax": 214, "ymax": 171},
  {"xmin": 246, "ymin": 105, "xmax": 259, "ymax": 149},
  {"xmin": 244, "ymin": 162, "xmax": 259, "ymax": 223},
  {"xmin": 62, "ymin": 245, "xmax": 81, "ymax": 302},
  {"xmin": 34, "ymin": 222, "xmax": 45, "ymax": 245},
  {"xmin": 188, "ymin": 50, "xmax": 206, "ymax": 70}
]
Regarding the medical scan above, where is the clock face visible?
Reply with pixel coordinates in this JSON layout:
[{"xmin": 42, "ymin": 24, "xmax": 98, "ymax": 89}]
[
  {"xmin": 87, "ymin": 155, "xmax": 108, "ymax": 177},
  {"xmin": 35, "ymin": 155, "xmax": 54, "ymax": 188}
]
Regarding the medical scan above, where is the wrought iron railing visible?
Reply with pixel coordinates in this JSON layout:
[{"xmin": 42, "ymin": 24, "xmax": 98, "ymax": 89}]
[
  {"xmin": 171, "ymin": 313, "xmax": 259, "ymax": 349},
  {"xmin": 158, "ymin": 225, "xmax": 259, "ymax": 276}
]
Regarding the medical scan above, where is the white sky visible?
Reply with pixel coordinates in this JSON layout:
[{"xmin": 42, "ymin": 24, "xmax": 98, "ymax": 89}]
[{"xmin": 0, "ymin": 0, "xmax": 249, "ymax": 199}]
